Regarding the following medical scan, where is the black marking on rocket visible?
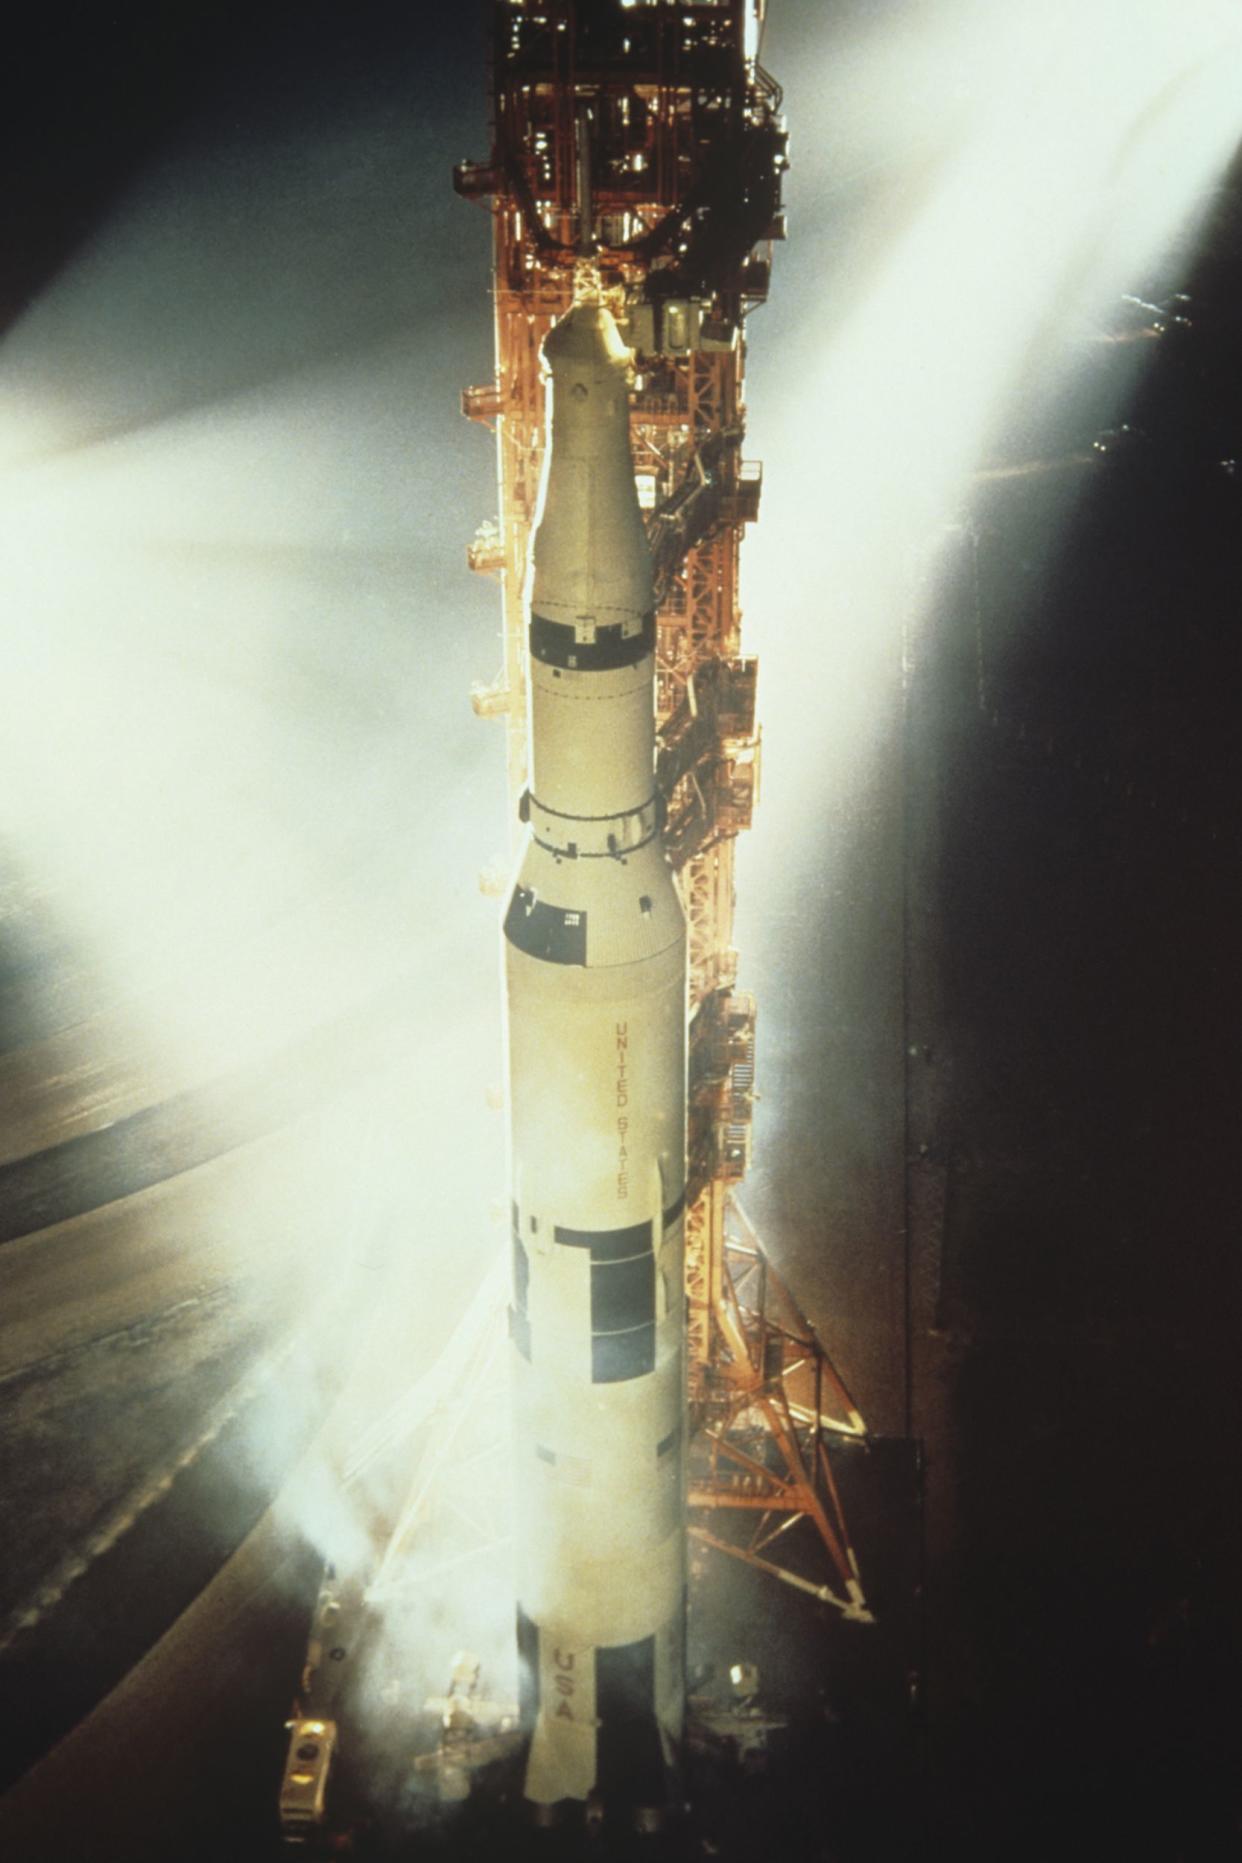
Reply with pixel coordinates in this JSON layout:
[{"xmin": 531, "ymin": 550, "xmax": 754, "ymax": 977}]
[
  {"xmin": 590, "ymin": 1252, "xmax": 655, "ymax": 1333},
  {"xmin": 510, "ymin": 1207, "xmax": 532, "ymax": 1358},
  {"xmin": 512, "ymin": 1232, "xmax": 530, "ymax": 1317},
  {"xmin": 517, "ymin": 1607, "xmax": 540, "ymax": 1725},
  {"xmin": 591, "ymin": 1324, "xmax": 656, "ymax": 1383},
  {"xmin": 504, "ymin": 886, "xmax": 587, "ymax": 965},
  {"xmin": 530, "ymin": 610, "xmax": 655, "ymax": 672},
  {"xmin": 595, "ymin": 1635, "xmax": 666, "ymax": 1807},
  {"xmin": 509, "ymin": 1305, "xmax": 532, "ymax": 1361},
  {"xmin": 662, "ymin": 1188, "xmax": 686, "ymax": 1230},
  {"xmin": 554, "ymin": 1221, "xmax": 658, "ymax": 1381},
  {"xmin": 554, "ymin": 1218, "xmax": 652, "ymax": 1260}
]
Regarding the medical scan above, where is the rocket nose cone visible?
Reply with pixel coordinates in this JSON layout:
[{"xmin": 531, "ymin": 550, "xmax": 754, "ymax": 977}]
[{"xmin": 542, "ymin": 302, "xmax": 632, "ymax": 375}]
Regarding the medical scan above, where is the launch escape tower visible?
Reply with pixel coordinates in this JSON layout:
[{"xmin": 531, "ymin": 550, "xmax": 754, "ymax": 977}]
[{"xmin": 461, "ymin": 0, "xmax": 869, "ymax": 1621}]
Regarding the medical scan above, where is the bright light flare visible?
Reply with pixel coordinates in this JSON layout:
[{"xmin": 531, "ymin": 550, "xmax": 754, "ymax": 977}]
[
  {"xmin": 0, "ymin": 345, "xmax": 499, "ymax": 1098},
  {"xmin": 0, "ymin": 62, "xmax": 506, "ymax": 1639},
  {"xmin": 741, "ymin": 0, "xmax": 1242, "ymax": 914}
]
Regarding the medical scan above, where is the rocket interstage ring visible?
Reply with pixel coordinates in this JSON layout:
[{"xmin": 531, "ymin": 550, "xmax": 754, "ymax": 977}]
[
  {"xmin": 527, "ymin": 650, "xmax": 658, "ymax": 828},
  {"xmin": 530, "ymin": 610, "xmax": 655, "ymax": 672},
  {"xmin": 527, "ymin": 791, "xmax": 661, "ymax": 861},
  {"xmin": 502, "ymin": 840, "xmax": 683, "ymax": 970}
]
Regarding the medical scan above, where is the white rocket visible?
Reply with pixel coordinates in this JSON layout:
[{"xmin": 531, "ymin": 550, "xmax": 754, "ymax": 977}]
[{"xmin": 503, "ymin": 292, "xmax": 687, "ymax": 1820}]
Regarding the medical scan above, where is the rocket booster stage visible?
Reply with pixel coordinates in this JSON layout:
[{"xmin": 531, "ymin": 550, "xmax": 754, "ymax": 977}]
[{"xmin": 503, "ymin": 296, "xmax": 687, "ymax": 1818}]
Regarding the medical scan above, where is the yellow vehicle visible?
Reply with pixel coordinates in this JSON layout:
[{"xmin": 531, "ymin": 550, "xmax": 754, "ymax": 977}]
[{"xmin": 278, "ymin": 1717, "xmax": 337, "ymax": 1844}]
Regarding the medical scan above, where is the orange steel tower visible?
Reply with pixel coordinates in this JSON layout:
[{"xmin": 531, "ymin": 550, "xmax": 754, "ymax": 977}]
[{"xmin": 461, "ymin": 0, "xmax": 870, "ymax": 1622}]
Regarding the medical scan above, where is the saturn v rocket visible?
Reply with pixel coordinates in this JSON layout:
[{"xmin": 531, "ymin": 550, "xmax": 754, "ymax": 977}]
[{"xmin": 502, "ymin": 287, "xmax": 687, "ymax": 1819}]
